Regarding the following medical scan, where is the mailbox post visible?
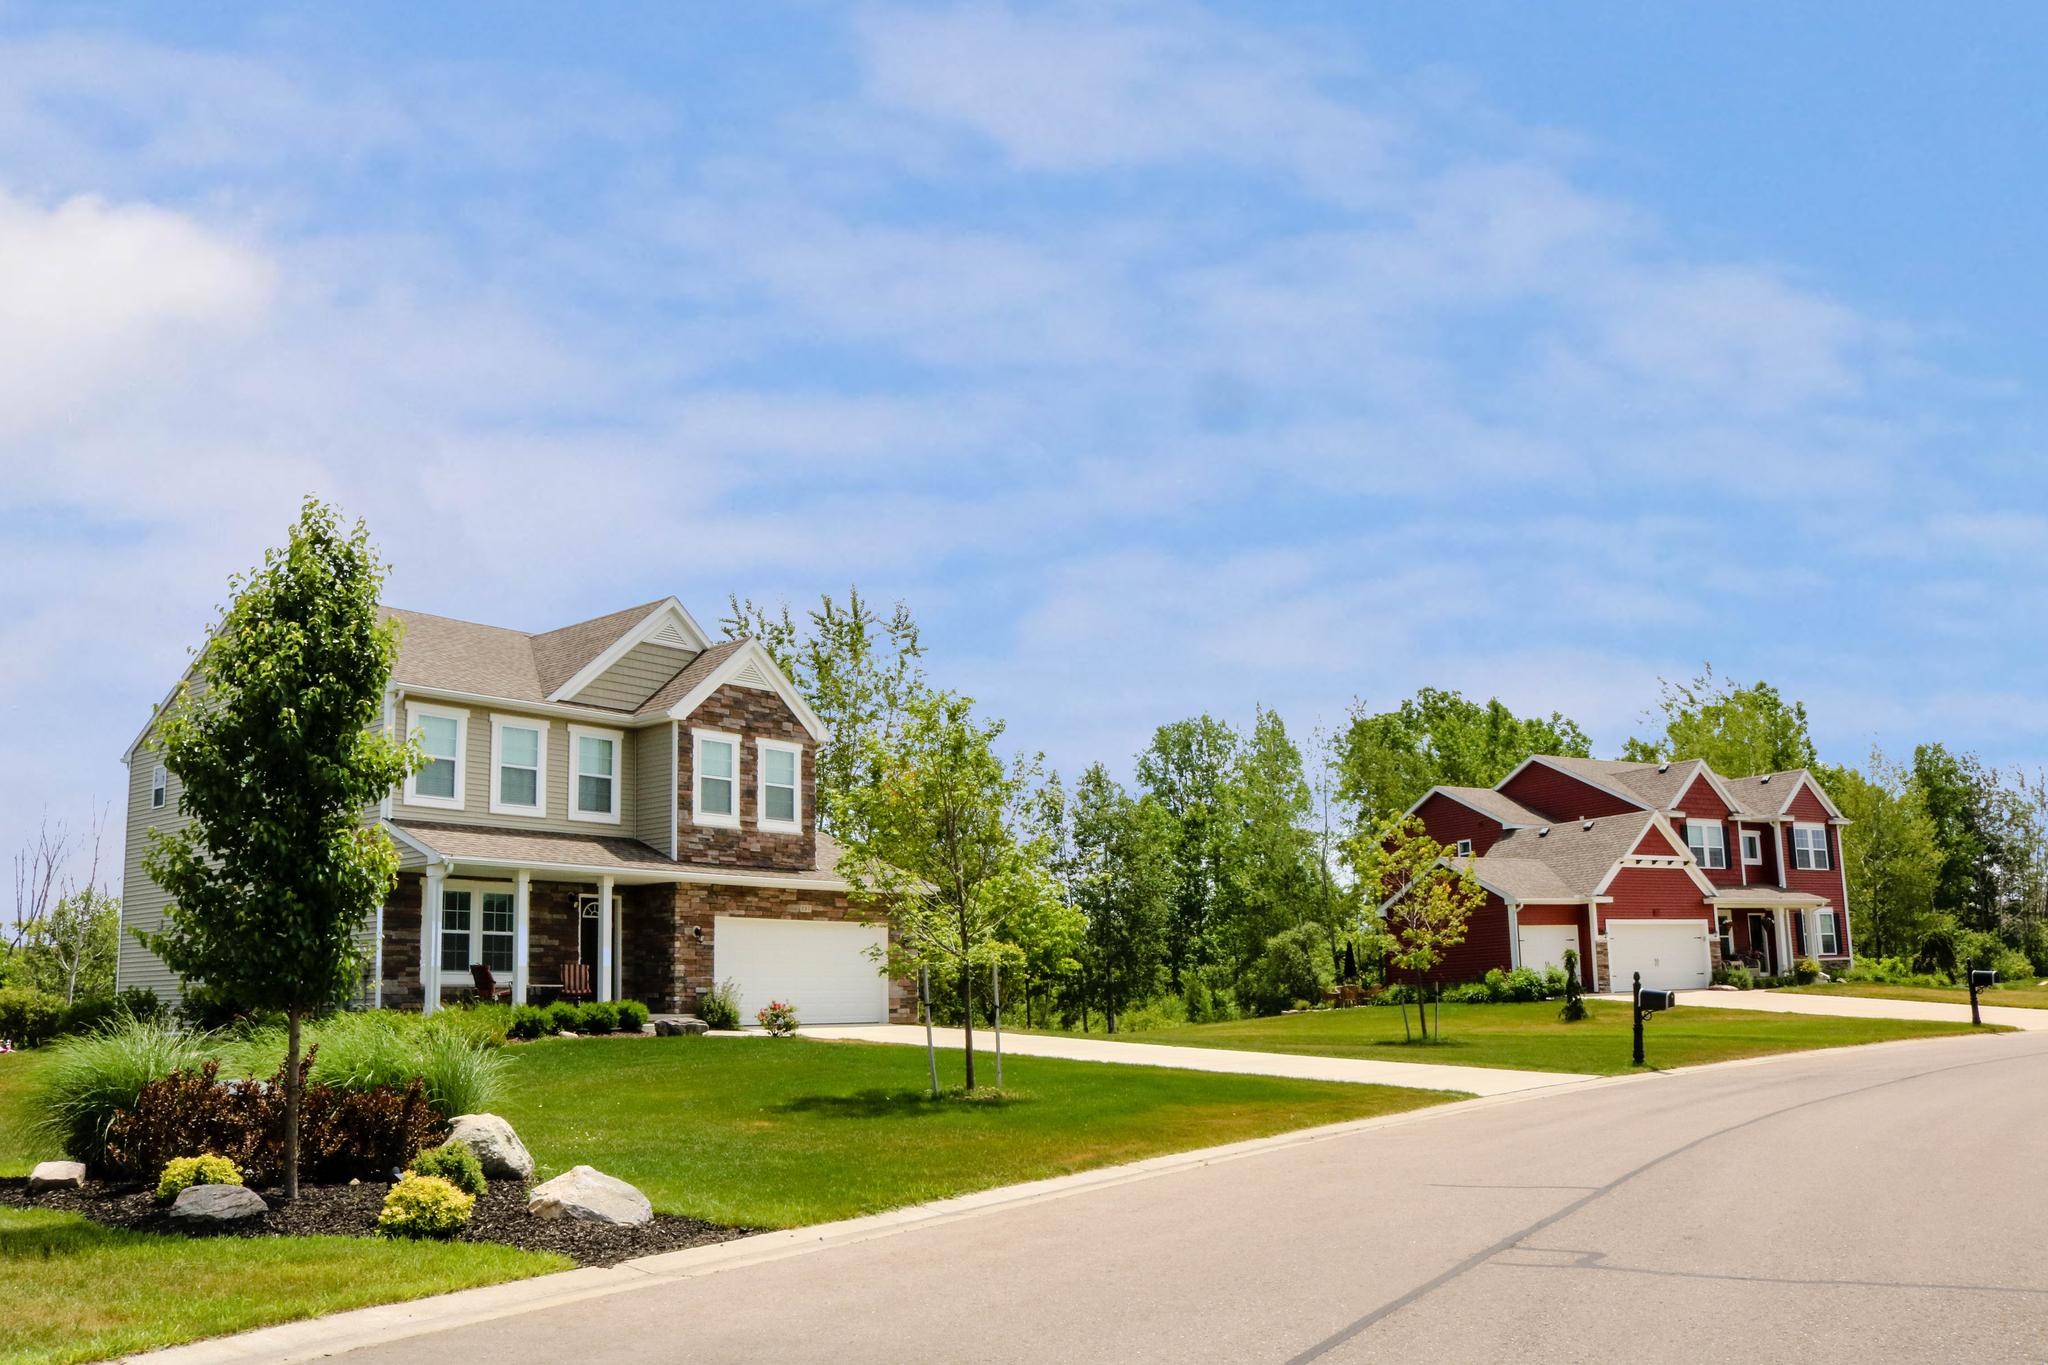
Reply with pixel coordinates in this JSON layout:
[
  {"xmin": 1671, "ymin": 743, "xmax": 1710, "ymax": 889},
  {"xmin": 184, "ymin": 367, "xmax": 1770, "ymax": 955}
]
[
  {"xmin": 1968, "ymin": 967, "xmax": 1997, "ymax": 1027},
  {"xmin": 1632, "ymin": 971, "xmax": 1677, "ymax": 1066}
]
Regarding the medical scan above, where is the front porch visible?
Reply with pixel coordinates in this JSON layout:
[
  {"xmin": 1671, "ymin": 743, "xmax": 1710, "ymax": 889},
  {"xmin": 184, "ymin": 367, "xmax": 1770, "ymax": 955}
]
[{"xmin": 1714, "ymin": 893, "xmax": 1848, "ymax": 976}]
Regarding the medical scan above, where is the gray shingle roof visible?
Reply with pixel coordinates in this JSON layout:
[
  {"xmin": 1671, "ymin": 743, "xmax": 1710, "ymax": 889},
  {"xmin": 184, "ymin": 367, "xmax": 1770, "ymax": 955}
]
[
  {"xmin": 1469, "ymin": 810, "xmax": 1658, "ymax": 899},
  {"xmin": 383, "ymin": 601, "xmax": 684, "ymax": 709},
  {"xmin": 633, "ymin": 639, "xmax": 745, "ymax": 718},
  {"xmin": 389, "ymin": 820, "xmax": 850, "ymax": 884},
  {"xmin": 1432, "ymin": 786, "xmax": 1550, "ymax": 826}
]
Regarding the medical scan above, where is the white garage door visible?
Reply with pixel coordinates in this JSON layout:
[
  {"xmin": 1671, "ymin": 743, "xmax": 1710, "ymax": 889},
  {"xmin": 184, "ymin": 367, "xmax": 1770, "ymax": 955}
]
[
  {"xmin": 1607, "ymin": 920, "xmax": 1711, "ymax": 992},
  {"xmin": 1517, "ymin": 923, "xmax": 1581, "ymax": 976},
  {"xmin": 713, "ymin": 916, "xmax": 888, "ymax": 1026}
]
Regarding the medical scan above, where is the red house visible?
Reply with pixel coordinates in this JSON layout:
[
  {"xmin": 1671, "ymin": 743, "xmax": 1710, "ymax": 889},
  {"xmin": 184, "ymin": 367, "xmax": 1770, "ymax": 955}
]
[{"xmin": 1396, "ymin": 755, "xmax": 1852, "ymax": 993}]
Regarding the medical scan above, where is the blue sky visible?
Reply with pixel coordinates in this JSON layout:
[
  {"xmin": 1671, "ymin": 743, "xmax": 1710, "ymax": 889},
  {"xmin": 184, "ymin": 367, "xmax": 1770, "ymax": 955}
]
[{"xmin": 2, "ymin": 2, "xmax": 2044, "ymax": 881}]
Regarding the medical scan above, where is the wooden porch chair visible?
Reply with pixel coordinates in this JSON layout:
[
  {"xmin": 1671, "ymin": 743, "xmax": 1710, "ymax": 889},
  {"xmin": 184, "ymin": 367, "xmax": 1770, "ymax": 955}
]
[
  {"xmin": 560, "ymin": 961, "xmax": 593, "ymax": 1004},
  {"xmin": 469, "ymin": 964, "xmax": 509, "ymax": 1003}
]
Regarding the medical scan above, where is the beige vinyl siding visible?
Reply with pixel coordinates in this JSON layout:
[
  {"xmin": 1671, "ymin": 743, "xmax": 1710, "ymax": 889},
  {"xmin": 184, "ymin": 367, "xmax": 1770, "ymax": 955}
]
[
  {"xmin": 633, "ymin": 722, "xmax": 675, "ymax": 853},
  {"xmin": 119, "ymin": 740, "xmax": 191, "ymax": 1005},
  {"xmin": 569, "ymin": 641, "xmax": 695, "ymax": 711},
  {"xmin": 391, "ymin": 696, "xmax": 644, "ymax": 837}
]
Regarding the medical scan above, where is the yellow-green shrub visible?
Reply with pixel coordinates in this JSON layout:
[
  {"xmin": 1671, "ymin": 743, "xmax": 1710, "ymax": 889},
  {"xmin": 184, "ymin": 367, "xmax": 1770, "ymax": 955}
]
[
  {"xmin": 376, "ymin": 1173, "xmax": 474, "ymax": 1239},
  {"xmin": 156, "ymin": 1153, "xmax": 243, "ymax": 1202}
]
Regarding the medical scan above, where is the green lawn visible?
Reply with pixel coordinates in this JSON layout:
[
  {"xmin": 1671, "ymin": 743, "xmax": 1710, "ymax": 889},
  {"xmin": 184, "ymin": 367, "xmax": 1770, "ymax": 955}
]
[
  {"xmin": 0, "ymin": 1052, "xmax": 56, "ymax": 1177},
  {"xmin": 0, "ymin": 1208, "xmax": 564, "ymax": 1365},
  {"xmin": 1776, "ymin": 982, "xmax": 2048, "ymax": 1009},
  {"xmin": 494, "ymin": 1036, "xmax": 1456, "ymax": 1227},
  {"xmin": 1073, "ymin": 999, "xmax": 1995, "ymax": 1075}
]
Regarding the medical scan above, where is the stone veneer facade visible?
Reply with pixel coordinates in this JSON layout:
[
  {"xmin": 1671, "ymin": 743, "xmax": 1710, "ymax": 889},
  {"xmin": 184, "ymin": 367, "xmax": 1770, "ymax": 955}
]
[{"xmin": 676, "ymin": 686, "xmax": 817, "ymax": 871}]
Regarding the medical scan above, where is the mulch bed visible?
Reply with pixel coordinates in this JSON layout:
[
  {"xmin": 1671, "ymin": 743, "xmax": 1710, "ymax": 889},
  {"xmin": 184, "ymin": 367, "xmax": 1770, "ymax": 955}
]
[{"xmin": 0, "ymin": 1176, "xmax": 750, "ymax": 1268}]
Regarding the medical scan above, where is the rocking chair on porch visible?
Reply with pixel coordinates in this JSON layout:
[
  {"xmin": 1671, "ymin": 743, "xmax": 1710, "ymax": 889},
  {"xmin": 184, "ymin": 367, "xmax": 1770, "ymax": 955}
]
[
  {"xmin": 470, "ymin": 964, "xmax": 509, "ymax": 1003},
  {"xmin": 560, "ymin": 961, "xmax": 593, "ymax": 1004}
]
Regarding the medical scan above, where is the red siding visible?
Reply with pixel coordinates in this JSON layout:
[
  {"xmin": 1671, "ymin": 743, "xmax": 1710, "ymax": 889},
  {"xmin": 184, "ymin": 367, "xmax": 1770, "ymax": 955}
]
[
  {"xmin": 1390, "ymin": 891, "xmax": 1513, "ymax": 985},
  {"xmin": 1672, "ymin": 775, "xmax": 1745, "ymax": 888},
  {"xmin": 1596, "ymin": 866, "xmax": 1713, "ymax": 933},
  {"xmin": 1411, "ymin": 791, "xmax": 1511, "ymax": 857},
  {"xmin": 1673, "ymin": 771, "xmax": 1734, "ymax": 818},
  {"xmin": 1499, "ymin": 762, "xmax": 1642, "ymax": 823},
  {"xmin": 1632, "ymin": 823, "xmax": 1687, "ymax": 858},
  {"xmin": 1736, "ymin": 820, "xmax": 1782, "ymax": 885},
  {"xmin": 1782, "ymin": 783, "xmax": 1842, "ymax": 905}
]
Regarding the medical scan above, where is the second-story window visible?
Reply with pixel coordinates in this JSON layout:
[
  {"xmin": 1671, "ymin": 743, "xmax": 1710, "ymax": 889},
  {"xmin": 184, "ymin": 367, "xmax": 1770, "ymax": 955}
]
[
  {"xmin": 568, "ymin": 725, "xmax": 621, "ymax": 823},
  {"xmin": 1741, "ymin": 830, "xmax": 1763, "ymax": 865},
  {"xmin": 1454, "ymin": 838, "xmax": 1473, "ymax": 857},
  {"xmin": 490, "ymin": 716, "xmax": 548, "ymax": 816},
  {"xmin": 1792, "ymin": 824, "xmax": 1831, "ymax": 871},
  {"xmin": 1686, "ymin": 821, "xmax": 1727, "ymax": 869},
  {"xmin": 693, "ymin": 729, "xmax": 740, "ymax": 828},
  {"xmin": 757, "ymin": 739, "xmax": 802, "ymax": 833},
  {"xmin": 150, "ymin": 763, "xmax": 167, "ymax": 810},
  {"xmin": 405, "ymin": 703, "xmax": 466, "ymax": 809}
]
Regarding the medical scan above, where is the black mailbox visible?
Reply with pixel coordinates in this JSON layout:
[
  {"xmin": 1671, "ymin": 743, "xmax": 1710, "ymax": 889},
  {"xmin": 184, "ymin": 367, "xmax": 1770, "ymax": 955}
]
[
  {"xmin": 1970, "ymin": 969, "xmax": 1997, "ymax": 989},
  {"xmin": 1638, "ymin": 989, "xmax": 1678, "ymax": 1012}
]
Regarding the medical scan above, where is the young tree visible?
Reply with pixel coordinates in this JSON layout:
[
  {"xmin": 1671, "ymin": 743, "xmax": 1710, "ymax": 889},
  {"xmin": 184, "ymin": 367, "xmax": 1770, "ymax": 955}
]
[
  {"xmin": 1622, "ymin": 667, "xmax": 1819, "ymax": 775},
  {"xmin": 1336, "ymin": 689, "xmax": 1591, "ymax": 825},
  {"xmin": 1069, "ymin": 765, "xmax": 1174, "ymax": 1032},
  {"xmin": 1350, "ymin": 816, "xmax": 1484, "ymax": 1041},
  {"xmin": 723, "ymin": 588, "xmax": 926, "ymax": 834},
  {"xmin": 832, "ymin": 689, "xmax": 1054, "ymax": 1088},
  {"xmin": 139, "ymin": 499, "xmax": 414, "ymax": 1199},
  {"xmin": 1135, "ymin": 715, "xmax": 1237, "ymax": 987},
  {"xmin": 23, "ymin": 887, "xmax": 120, "ymax": 1004}
]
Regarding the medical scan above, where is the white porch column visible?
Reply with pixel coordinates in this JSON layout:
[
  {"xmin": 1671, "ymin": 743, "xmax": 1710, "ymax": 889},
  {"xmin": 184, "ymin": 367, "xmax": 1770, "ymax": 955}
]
[
  {"xmin": 596, "ymin": 874, "xmax": 615, "ymax": 1003},
  {"xmin": 513, "ymin": 870, "xmax": 531, "ymax": 1005},
  {"xmin": 422, "ymin": 864, "xmax": 446, "ymax": 1016},
  {"xmin": 1776, "ymin": 908, "xmax": 1793, "ymax": 974},
  {"xmin": 612, "ymin": 895, "xmax": 624, "ymax": 1002},
  {"xmin": 1585, "ymin": 903, "xmax": 1601, "ymax": 991}
]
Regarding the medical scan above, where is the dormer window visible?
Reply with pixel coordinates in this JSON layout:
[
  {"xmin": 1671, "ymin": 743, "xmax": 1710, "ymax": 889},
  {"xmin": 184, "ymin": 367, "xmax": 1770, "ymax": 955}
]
[
  {"xmin": 1792, "ymin": 824, "xmax": 1831, "ymax": 871},
  {"xmin": 150, "ymin": 763, "xmax": 167, "ymax": 810},
  {"xmin": 1686, "ymin": 821, "xmax": 1727, "ymax": 869},
  {"xmin": 757, "ymin": 740, "xmax": 803, "ymax": 833},
  {"xmin": 1454, "ymin": 838, "xmax": 1473, "ymax": 857},
  {"xmin": 405, "ymin": 703, "xmax": 466, "ymax": 810},
  {"xmin": 692, "ymin": 728, "xmax": 740, "ymax": 829},
  {"xmin": 490, "ymin": 715, "xmax": 549, "ymax": 816},
  {"xmin": 568, "ymin": 724, "xmax": 622, "ymax": 824}
]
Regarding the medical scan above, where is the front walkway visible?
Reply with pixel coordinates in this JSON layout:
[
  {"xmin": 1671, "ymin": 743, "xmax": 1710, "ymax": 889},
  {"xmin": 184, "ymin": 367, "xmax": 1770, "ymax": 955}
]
[
  {"xmin": 1670, "ymin": 987, "xmax": 2048, "ymax": 1032},
  {"xmin": 803, "ymin": 1024, "xmax": 1595, "ymax": 1096}
]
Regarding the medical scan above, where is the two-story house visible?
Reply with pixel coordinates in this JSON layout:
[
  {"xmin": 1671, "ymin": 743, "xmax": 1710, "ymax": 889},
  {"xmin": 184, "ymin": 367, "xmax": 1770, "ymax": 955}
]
[
  {"xmin": 1398, "ymin": 755, "xmax": 1853, "ymax": 993},
  {"xmin": 119, "ymin": 597, "xmax": 915, "ymax": 1024}
]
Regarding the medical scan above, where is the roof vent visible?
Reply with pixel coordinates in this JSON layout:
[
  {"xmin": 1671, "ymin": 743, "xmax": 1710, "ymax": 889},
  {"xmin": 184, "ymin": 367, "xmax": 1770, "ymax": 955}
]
[
  {"xmin": 1538, "ymin": 825, "xmax": 1550, "ymax": 837},
  {"xmin": 1582, "ymin": 818, "xmax": 1594, "ymax": 831},
  {"xmin": 1657, "ymin": 762, "xmax": 1670, "ymax": 773},
  {"xmin": 1760, "ymin": 774, "xmax": 1772, "ymax": 784}
]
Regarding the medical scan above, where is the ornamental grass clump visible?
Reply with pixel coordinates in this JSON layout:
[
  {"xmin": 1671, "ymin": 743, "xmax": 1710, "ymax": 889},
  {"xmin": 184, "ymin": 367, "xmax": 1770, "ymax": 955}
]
[
  {"xmin": 156, "ymin": 1154, "xmax": 243, "ymax": 1202},
  {"xmin": 231, "ymin": 1011, "xmax": 506, "ymax": 1119},
  {"xmin": 408, "ymin": 1139, "xmax": 486, "ymax": 1197},
  {"xmin": 377, "ymin": 1173, "xmax": 474, "ymax": 1239},
  {"xmin": 31, "ymin": 1017, "xmax": 215, "ymax": 1166}
]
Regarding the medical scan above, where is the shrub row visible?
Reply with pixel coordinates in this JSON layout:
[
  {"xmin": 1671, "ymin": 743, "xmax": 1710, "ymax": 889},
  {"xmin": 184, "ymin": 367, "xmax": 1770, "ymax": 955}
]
[
  {"xmin": 0, "ymin": 987, "xmax": 166, "ymax": 1049},
  {"xmin": 506, "ymin": 998, "xmax": 651, "ymax": 1040}
]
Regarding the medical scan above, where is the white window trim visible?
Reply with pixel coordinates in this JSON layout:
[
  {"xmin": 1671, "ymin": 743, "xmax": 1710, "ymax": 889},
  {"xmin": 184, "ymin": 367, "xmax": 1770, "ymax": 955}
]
[
  {"xmin": 404, "ymin": 701, "xmax": 468, "ymax": 810},
  {"xmin": 1817, "ymin": 908, "xmax": 1840, "ymax": 956},
  {"xmin": 692, "ymin": 727, "xmax": 742, "ymax": 829},
  {"xmin": 1454, "ymin": 838, "xmax": 1474, "ymax": 858},
  {"xmin": 1792, "ymin": 822, "xmax": 1831, "ymax": 871},
  {"xmin": 150, "ymin": 763, "xmax": 167, "ymax": 810},
  {"xmin": 437, "ymin": 881, "xmax": 518, "ymax": 986},
  {"xmin": 755, "ymin": 738, "xmax": 804, "ymax": 834},
  {"xmin": 567, "ymin": 723, "xmax": 624, "ymax": 825},
  {"xmin": 488, "ymin": 714, "xmax": 552, "ymax": 817},
  {"xmin": 1741, "ymin": 829, "xmax": 1763, "ymax": 866},
  {"xmin": 1686, "ymin": 820, "xmax": 1727, "ymax": 870}
]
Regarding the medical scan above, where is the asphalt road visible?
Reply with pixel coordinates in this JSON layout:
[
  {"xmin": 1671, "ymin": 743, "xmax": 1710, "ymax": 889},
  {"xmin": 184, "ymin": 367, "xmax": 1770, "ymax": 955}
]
[{"xmin": 337, "ymin": 1029, "xmax": 2048, "ymax": 1365}]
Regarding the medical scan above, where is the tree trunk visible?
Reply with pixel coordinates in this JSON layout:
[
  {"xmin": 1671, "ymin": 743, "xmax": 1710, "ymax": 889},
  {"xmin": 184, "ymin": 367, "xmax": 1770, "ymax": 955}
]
[
  {"xmin": 284, "ymin": 1007, "xmax": 303, "ymax": 1201},
  {"xmin": 959, "ymin": 968, "xmax": 976, "ymax": 1090}
]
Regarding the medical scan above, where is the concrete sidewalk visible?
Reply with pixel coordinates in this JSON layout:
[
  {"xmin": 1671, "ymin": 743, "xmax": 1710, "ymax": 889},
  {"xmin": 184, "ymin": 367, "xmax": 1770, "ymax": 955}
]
[
  {"xmin": 1668, "ymin": 987, "xmax": 2048, "ymax": 1031},
  {"xmin": 802, "ymin": 1023, "xmax": 1596, "ymax": 1095}
]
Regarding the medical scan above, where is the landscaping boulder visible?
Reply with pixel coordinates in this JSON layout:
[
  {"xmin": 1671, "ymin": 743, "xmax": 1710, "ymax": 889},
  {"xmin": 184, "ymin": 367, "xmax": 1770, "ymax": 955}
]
[
  {"xmin": 654, "ymin": 1017, "xmax": 710, "ymax": 1037},
  {"xmin": 169, "ymin": 1183, "xmax": 268, "ymax": 1225},
  {"xmin": 526, "ymin": 1165, "xmax": 652, "ymax": 1226},
  {"xmin": 27, "ymin": 1160, "xmax": 87, "ymax": 1192},
  {"xmin": 447, "ymin": 1113, "xmax": 535, "ymax": 1181}
]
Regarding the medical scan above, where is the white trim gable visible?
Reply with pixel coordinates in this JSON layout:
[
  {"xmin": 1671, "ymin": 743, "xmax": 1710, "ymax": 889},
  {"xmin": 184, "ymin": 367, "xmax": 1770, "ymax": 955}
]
[
  {"xmin": 1590, "ymin": 813, "xmax": 1721, "ymax": 898},
  {"xmin": 666, "ymin": 638, "xmax": 830, "ymax": 743},
  {"xmin": 548, "ymin": 598, "xmax": 713, "ymax": 703},
  {"xmin": 1672, "ymin": 761, "xmax": 1742, "ymax": 818},
  {"xmin": 1771, "ymin": 769, "xmax": 1849, "ymax": 822}
]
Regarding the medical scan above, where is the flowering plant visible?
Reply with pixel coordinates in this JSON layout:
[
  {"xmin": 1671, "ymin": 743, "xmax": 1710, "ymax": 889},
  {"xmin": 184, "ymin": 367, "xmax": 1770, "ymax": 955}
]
[{"xmin": 755, "ymin": 1000, "xmax": 799, "ymax": 1037}]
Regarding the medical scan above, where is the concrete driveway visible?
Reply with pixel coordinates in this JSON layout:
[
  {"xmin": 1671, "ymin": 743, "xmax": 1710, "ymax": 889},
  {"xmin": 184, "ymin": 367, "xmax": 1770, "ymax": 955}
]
[
  {"xmin": 194, "ymin": 1027, "xmax": 2047, "ymax": 1365},
  {"xmin": 1672, "ymin": 987, "xmax": 2048, "ymax": 1031},
  {"xmin": 801, "ymin": 1023, "xmax": 1594, "ymax": 1096}
]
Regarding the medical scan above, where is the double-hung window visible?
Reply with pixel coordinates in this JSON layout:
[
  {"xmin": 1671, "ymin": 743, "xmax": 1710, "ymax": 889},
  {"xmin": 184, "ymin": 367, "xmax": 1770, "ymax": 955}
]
[
  {"xmin": 440, "ymin": 885, "xmax": 515, "ymax": 979},
  {"xmin": 406, "ymin": 703, "xmax": 467, "ymax": 809},
  {"xmin": 490, "ymin": 716, "xmax": 549, "ymax": 817},
  {"xmin": 1741, "ymin": 830, "xmax": 1763, "ymax": 866},
  {"xmin": 1792, "ymin": 824, "xmax": 1831, "ymax": 871},
  {"xmin": 1686, "ymin": 820, "xmax": 1727, "ymax": 870},
  {"xmin": 1817, "ymin": 909, "xmax": 1840, "ymax": 956},
  {"xmin": 150, "ymin": 764, "xmax": 167, "ymax": 809},
  {"xmin": 568, "ymin": 725, "xmax": 622, "ymax": 823},
  {"xmin": 693, "ymin": 729, "xmax": 740, "ymax": 828},
  {"xmin": 439, "ymin": 888, "xmax": 473, "ymax": 973},
  {"xmin": 1454, "ymin": 838, "xmax": 1474, "ymax": 858},
  {"xmin": 756, "ymin": 739, "xmax": 803, "ymax": 832}
]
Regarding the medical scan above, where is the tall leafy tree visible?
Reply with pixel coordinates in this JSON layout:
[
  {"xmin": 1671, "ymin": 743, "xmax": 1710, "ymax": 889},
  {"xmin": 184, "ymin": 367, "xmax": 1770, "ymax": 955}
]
[
  {"xmin": 140, "ymin": 499, "xmax": 413, "ymax": 1199},
  {"xmin": 832, "ymin": 689, "xmax": 1054, "ymax": 1088},
  {"xmin": 1068, "ymin": 765, "xmax": 1174, "ymax": 1032},
  {"xmin": 1336, "ymin": 688, "xmax": 1591, "ymax": 825},
  {"xmin": 1135, "ymin": 716, "xmax": 1237, "ymax": 987},
  {"xmin": 1820, "ymin": 748, "xmax": 1939, "ymax": 958},
  {"xmin": 1213, "ymin": 707, "xmax": 1320, "ymax": 988},
  {"xmin": 1912, "ymin": 743, "xmax": 2022, "ymax": 936},
  {"xmin": 723, "ymin": 588, "xmax": 926, "ymax": 834},
  {"xmin": 1622, "ymin": 667, "xmax": 1819, "ymax": 775}
]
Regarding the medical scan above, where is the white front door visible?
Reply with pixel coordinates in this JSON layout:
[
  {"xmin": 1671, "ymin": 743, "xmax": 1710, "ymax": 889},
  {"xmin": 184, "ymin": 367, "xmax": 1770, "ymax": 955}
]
[
  {"xmin": 1607, "ymin": 920, "xmax": 1712, "ymax": 992},
  {"xmin": 1517, "ymin": 923, "xmax": 1581, "ymax": 976},
  {"xmin": 713, "ymin": 916, "xmax": 888, "ymax": 1025}
]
